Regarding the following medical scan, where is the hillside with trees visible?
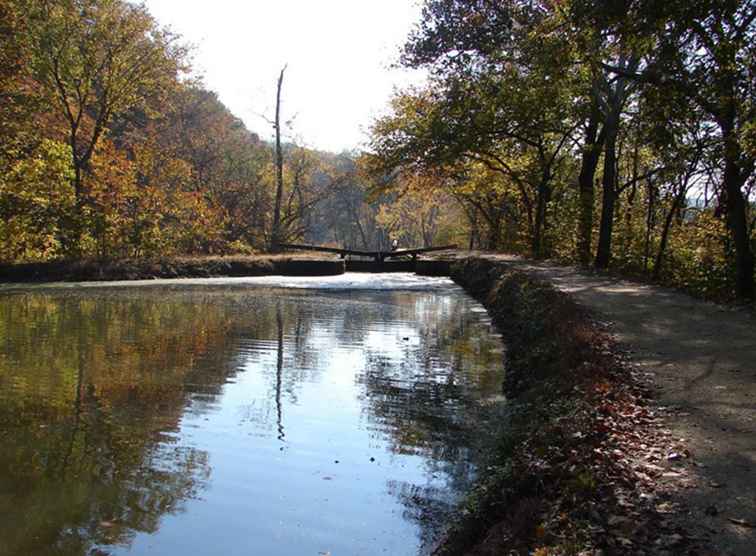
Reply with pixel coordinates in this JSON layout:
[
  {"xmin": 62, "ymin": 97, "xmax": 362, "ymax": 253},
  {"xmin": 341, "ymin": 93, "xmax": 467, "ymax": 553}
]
[{"xmin": 0, "ymin": 0, "xmax": 452, "ymax": 264}]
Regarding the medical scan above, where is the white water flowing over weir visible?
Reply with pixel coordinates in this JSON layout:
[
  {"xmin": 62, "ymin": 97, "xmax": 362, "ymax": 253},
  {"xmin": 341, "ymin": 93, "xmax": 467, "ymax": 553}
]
[
  {"xmin": 207, "ymin": 272, "xmax": 458, "ymax": 291},
  {"xmin": 0, "ymin": 272, "xmax": 457, "ymax": 292}
]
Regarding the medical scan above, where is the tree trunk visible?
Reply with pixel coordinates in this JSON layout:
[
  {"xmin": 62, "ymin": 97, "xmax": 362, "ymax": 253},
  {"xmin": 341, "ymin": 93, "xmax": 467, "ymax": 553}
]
[
  {"xmin": 64, "ymin": 150, "xmax": 86, "ymax": 256},
  {"xmin": 532, "ymin": 178, "xmax": 550, "ymax": 259},
  {"xmin": 468, "ymin": 204, "xmax": 481, "ymax": 250},
  {"xmin": 576, "ymin": 104, "xmax": 604, "ymax": 265},
  {"xmin": 712, "ymin": 103, "xmax": 754, "ymax": 299},
  {"xmin": 622, "ymin": 140, "xmax": 640, "ymax": 258},
  {"xmin": 354, "ymin": 216, "xmax": 369, "ymax": 250},
  {"xmin": 487, "ymin": 215, "xmax": 501, "ymax": 250},
  {"xmin": 723, "ymin": 155, "xmax": 754, "ymax": 299},
  {"xmin": 468, "ymin": 211, "xmax": 478, "ymax": 250},
  {"xmin": 653, "ymin": 185, "xmax": 685, "ymax": 280},
  {"xmin": 595, "ymin": 118, "xmax": 619, "ymax": 269},
  {"xmin": 270, "ymin": 65, "xmax": 287, "ymax": 252},
  {"xmin": 643, "ymin": 179, "xmax": 656, "ymax": 272}
]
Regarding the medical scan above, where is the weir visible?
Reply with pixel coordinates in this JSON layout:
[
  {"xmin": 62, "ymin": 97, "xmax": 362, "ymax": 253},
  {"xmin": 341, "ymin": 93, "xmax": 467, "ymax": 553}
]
[
  {"xmin": 280, "ymin": 243, "xmax": 457, "ymax": 273},
  {"xmin": 279, "ymin": 243, "xmax": 457, "ymax": 262}
]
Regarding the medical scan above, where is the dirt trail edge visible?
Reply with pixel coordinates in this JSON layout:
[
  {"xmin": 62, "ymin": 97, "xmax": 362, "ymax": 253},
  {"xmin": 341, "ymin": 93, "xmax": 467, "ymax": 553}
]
[{"xmin": 491, "ymin": 255, "xmax": 756, "ymax": 554}]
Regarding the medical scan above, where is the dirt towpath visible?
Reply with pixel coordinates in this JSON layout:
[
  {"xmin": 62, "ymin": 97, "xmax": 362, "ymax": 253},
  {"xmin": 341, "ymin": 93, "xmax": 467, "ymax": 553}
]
[{"xmin": 472, "ymin": 255, "xmax": 755, "ymax": 554}]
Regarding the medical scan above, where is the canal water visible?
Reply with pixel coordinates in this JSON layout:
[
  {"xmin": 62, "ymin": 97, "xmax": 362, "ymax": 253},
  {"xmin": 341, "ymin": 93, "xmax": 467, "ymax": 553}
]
[{"xmin": 0, "ymin": 273, "xmax": 506, "ymax": 556}]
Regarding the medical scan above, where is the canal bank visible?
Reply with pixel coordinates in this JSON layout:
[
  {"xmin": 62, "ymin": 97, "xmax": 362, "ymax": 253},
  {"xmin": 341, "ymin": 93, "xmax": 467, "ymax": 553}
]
[
  {"xmin": 0, "ymin": 254, "xmax": 346, "ymax": 282},
  {"xmin": 0, "ymin": 254, "xmax": 457, "ymax": 283},
  {"xmin": 433, "ymin": 257, "xmax": 698, "ymax": 555}
]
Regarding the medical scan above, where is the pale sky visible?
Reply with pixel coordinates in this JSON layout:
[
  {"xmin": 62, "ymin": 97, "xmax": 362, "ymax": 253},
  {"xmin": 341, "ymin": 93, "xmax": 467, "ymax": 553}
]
[{"xmin": 141, "ymin": 0, "xmax": 426, "ymax": 153}]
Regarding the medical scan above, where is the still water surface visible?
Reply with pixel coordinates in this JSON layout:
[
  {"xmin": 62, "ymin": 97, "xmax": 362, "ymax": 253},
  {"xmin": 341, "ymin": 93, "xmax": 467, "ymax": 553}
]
[{"xmin": 0, "ymin": 273, "xmax": 505, "ymax": 555}]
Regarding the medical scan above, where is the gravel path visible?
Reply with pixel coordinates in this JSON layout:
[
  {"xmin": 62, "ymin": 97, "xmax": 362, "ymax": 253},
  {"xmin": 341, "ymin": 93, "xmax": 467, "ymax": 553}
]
[{"xmin": 481, "ymin": 256, "xmax": 756, "ymax": 555}]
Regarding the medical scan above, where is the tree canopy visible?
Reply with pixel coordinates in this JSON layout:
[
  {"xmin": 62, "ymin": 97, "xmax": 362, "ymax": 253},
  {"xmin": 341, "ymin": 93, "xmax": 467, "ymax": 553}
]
[{"xmin": 367, "ymin": 0, "xmax": 756, "ymax": 301}]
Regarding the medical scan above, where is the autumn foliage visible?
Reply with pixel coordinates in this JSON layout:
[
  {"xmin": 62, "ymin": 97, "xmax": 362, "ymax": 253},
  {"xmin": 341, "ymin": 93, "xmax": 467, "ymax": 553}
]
[{"xmin": 0, "ymin": 0, "xmax": 368, "ymax": 263}]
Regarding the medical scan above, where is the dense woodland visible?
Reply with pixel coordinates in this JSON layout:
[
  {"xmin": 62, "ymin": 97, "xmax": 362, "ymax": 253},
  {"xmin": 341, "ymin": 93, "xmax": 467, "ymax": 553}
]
[{"xmin": 1, "ymin": 0, "xmax": 755, "ymax": 301}]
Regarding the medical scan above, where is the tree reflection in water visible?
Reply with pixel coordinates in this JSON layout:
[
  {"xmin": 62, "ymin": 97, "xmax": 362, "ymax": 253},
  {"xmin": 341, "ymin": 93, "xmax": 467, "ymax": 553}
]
[
  {"xmin": 0, "ymin": 289, "xmax": 233, "ymax": 555},
  {"xmin": 0, "ymin": 284, "xmax": 504, "ymax": 555}
]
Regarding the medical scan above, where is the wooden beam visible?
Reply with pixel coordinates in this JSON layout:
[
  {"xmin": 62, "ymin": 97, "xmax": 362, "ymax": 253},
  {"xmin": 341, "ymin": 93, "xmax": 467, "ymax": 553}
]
[
  {"xmin": 280, "ymin": 243, "xmax": 457, "ymax": 262},
  {"xmin": 280, "ymin": 244, "xmax": 379, "ymax": 258},
  {"xmin": 382, "ymin": 245, "xmax": 458, "ymax": 260}
]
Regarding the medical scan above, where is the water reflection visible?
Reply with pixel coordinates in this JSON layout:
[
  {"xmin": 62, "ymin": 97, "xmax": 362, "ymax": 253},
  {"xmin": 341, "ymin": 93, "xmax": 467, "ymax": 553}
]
[{"xmin": 0, "ymin": 278, "xmax": 505, "ymax": 555}]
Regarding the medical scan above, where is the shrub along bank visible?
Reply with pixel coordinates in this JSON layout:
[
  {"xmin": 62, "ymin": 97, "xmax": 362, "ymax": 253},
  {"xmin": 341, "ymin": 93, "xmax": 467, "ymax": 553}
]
[{"xmin": 434, "ymin": 258, "xmax": 692, "ymax": 555}]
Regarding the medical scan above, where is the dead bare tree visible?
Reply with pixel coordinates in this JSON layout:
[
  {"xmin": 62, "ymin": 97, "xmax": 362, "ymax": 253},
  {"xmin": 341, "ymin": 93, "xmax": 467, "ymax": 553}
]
[{"xmin": 270, "ymin": 65, "xmax": 287, "ymax": 252}]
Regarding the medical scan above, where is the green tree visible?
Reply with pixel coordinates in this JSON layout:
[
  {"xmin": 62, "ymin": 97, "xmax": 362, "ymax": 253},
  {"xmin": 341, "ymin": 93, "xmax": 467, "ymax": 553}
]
[
  {"xmin": 370, "ymin": 1, "xmax": 581, "ymax": 257},
  {"xmin": 586, "ymin": 0, "xmax": 756, "ymax": 296}
]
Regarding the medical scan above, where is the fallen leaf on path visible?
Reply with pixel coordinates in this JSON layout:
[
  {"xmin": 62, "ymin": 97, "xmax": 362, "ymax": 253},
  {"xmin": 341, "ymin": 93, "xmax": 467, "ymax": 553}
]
[
  {"xmin": 643, "ymin": 463, "xmax": 665, "ymax": 473},
  {"xmin": 657, "ymin": 533, "xmax": 684, "ymax": 546},
  {"xmin": 727, "ymin": 518, "xmax": 754, "ymax": 528},
  {"xmin": 655, "ymin": 502, "xmax": 676, "ymax": 514},
  {"xmin": 608, "ymin": 515, "xmax": 629, "ymax": 526}
]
